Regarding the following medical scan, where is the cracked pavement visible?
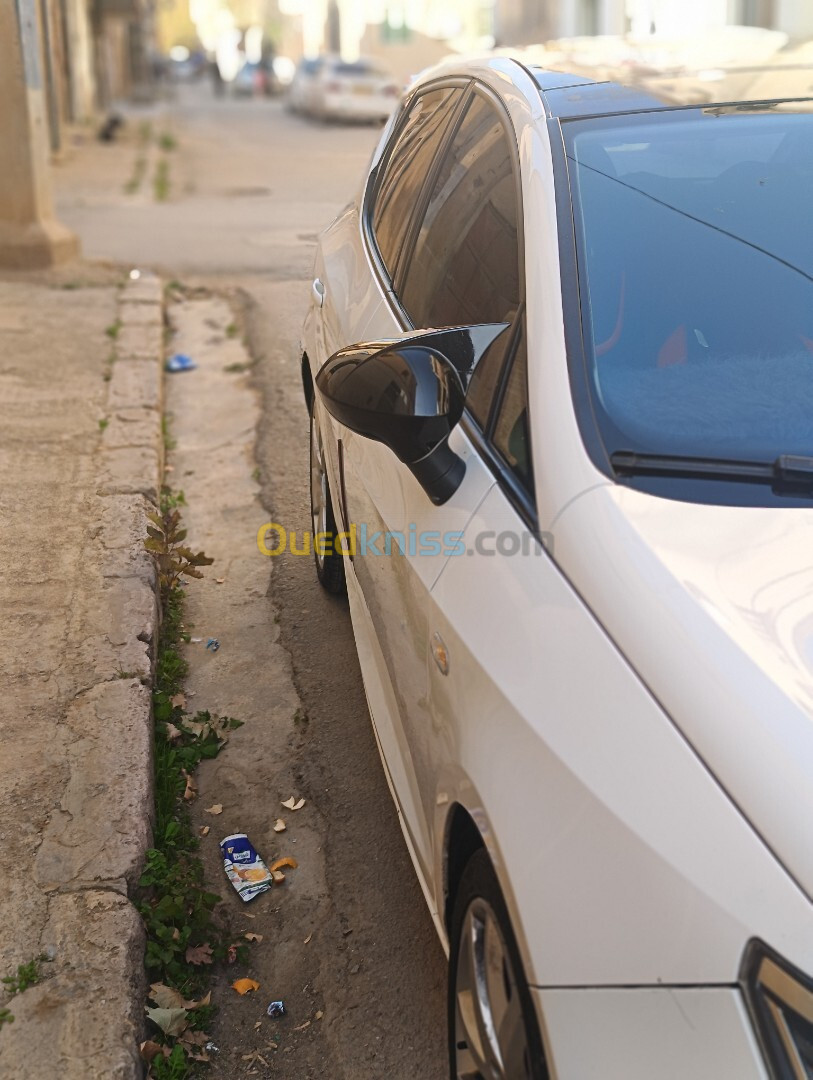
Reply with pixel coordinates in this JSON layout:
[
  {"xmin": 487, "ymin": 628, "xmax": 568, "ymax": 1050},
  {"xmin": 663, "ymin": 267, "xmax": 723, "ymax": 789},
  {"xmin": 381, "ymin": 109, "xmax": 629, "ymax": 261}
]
[{"xmin": 0, "ymin": 272, "xmax": 160, "ymax": 1077}]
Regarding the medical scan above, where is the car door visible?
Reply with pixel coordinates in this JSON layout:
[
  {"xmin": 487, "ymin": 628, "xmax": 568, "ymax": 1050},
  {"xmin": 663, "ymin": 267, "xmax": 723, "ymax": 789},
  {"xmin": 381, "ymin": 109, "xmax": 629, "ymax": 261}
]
[{"xmin": 340, "ymin": 85, "xmax": 528, "ymax": 887}]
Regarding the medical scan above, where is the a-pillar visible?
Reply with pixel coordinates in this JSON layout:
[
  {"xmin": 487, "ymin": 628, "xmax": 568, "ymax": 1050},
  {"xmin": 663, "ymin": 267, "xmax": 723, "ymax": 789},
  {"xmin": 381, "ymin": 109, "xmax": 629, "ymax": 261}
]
[{"xmin": 0, "ymin": 0, "xmax": 80, "ymax": 269}]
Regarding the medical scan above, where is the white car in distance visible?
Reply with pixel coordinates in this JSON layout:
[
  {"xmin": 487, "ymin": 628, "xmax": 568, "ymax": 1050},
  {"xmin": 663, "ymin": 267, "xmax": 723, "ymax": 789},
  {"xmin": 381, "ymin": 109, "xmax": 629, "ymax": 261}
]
[{"xmin": 301, "ymin": 50, "xmax": 813, "ymax": 1079}]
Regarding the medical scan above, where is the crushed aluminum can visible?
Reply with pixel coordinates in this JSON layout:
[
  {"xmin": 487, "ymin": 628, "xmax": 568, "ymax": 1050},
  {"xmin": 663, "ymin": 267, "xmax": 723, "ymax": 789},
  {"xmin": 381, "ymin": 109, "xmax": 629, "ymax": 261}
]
[
  {"xmin": 266, "ymin": 1000, "xmax": 285, "ymax": 1018},
  {"xmin": 204, "ymin": 1042, "xmax": 219, "ymax": 1053},
  {"xmin": 221, "ymin": 833, "xmax": 273, "ymax": 902},
  {"xmin": 206, "ymin": 638, "xmax": 220, "ymax": 652}
]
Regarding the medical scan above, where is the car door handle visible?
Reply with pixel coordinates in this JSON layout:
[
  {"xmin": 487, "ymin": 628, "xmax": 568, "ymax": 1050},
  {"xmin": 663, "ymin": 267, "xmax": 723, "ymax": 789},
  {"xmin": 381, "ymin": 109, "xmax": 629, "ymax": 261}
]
[{"xmin": 312, "ymin": 277, "xmax": 325, "ymax": 308}]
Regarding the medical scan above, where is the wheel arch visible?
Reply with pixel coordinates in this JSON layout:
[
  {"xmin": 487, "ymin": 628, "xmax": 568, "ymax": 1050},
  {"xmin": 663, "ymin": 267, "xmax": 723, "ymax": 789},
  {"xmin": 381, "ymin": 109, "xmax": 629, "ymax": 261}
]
[
  {"xmin": 443, "ymin": 802, "xmax": 486, "ymax": 934},
  {"xmin": 301, "ymin": 350, "xmax": 314, "ymax": 412}
]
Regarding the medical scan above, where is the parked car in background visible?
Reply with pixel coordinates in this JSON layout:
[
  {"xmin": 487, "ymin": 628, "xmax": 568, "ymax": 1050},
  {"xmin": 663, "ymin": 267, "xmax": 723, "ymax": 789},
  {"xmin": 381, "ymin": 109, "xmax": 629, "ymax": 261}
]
[
  {"xmin": 302, "ymin": 49, "xmax": 813, "ymax": 1080},
  {"xmin": 315, "ymin": 56, "xmax": 399, "ymax": 123},
  {"xmin": 288, "ymin": 55, "xmax": 398, "ymax": 123},
  {"xmin": 232, "ymin": 61, "xmax": 265, "ymax": 97},
  {"xmin": 286, "ymin": 56, "xmax": 326, "ymax": 115}
]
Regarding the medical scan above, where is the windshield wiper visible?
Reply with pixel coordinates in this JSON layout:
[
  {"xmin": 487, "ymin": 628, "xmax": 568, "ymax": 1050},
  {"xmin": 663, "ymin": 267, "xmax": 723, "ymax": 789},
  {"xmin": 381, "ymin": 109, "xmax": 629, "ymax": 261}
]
[{"xmin": 611, "ymin": 451, "xmax": 813, "ymax": 489}]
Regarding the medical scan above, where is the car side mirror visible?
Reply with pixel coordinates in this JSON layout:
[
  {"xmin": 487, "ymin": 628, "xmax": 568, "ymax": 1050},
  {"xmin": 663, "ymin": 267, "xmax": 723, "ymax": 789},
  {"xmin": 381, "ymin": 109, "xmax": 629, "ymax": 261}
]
[{"xmin": 315, "ymin": 324, "xmax": 508, "ymax": 505}]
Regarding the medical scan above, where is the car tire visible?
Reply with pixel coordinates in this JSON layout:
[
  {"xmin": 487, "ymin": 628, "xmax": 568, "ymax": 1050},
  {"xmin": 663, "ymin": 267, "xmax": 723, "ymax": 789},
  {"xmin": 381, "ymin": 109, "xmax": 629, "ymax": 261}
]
[
  {"xmin": 309, "ymin": 401, "xmax": 346, "ymax": 595},
  {"xmin": 448, "ymin": 848, "xmax": 548, "ymax": 1080}
]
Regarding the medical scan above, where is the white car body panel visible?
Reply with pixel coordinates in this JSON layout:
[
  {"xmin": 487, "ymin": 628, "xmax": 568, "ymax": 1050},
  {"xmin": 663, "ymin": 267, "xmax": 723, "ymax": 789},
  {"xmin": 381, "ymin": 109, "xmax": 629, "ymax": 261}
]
[
  {"xmin": 430, "ymin": 484, "xmax": 813, "ymax": 987},
  {"xmin": 537, "ymin": 987, "xmax": 767, "ymax": 1079},
  {"xmin": 555, "ymin": 486, "xmax": 813, "ymax": 913}
]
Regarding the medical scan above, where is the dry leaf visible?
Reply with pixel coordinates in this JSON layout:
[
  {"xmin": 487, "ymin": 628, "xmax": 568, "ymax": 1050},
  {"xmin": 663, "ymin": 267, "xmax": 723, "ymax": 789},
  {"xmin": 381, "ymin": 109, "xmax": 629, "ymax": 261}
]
[
  {"xmin": 244, "ymin": 932, "xmax": 263, "ymax": 943},
  {"xmin": 243, "ymin": 912, "xmax": 256, "ymax": 919},
  {"xmin": 199, "ymin": 825, "xmax": 210, "ymax": 837},
  {"xmin": 172, "ymin": 927, "xmax": 180, "ymax": 941},
  {"xmin": 281, "ymin": 796, "xmax": 305, "ymax": 811},
  {"xmin": 204, "ymin": 804, "xmax": 223, "ymax": 815},
  {"xmin": 270, "ymin": 856, "xmax": 298, "ymax": 873},
  {"xmin": 140, "ymin": 1040, "xmax": 169, "ymax": 1063},
  {"xmin": 182, "ymin": 769, "xmax": 197, "ymax": 802},
  {"xmin": 315, "ymin": 1010, "xmax": 323, "ymax": 1020},
  {"xmin": 254, "ymin": 1021, "xmax": 262, "ymax": 1030},
  {"xmin": 165, "ymin": 723, "xmax": 183, "ymax": 742},
  {"xmin": 294, "ymin": 1020, "xmax": 311, "ymax": 1032},
  {"xmin": 145, "ymin": 1006, "xmax": 189, "ymax": 1036},
  {"xmin": 184, "ymin": 991, "xmax": 211, "ymax": 1011},
  {"xmin": 273, "ymin": 818, "xmax": 286, "ymax": 832},
  {"xmin": 170, "ymin": 692, "xmax": 186, "ymax": 708},
  {"xmin": 271, "ymin": 870, "xmax": 286, "ymax": 884},
  {"xmin": 232, "ymin": 978, "xmax": 260, "ymax": 995},
  {"xmin": 149, "ymin": 983, "xmax": 186, "ymax": 1010},
  {"xmin": 227, "ymin": 943, "xmax": 238, "ymax": 964},
  {"xmin": 303, "ymin": 933, "xmax": 313, "ymax": 945},
  {"xmin": 185, "ymin": 943, "xmax": 213, "ymax": 965},
  {"xmin": 216, "ymin": 577, "xmax": 225, "ymax": 584},
  {"xmin": 180, "ymin": 1029, "xmax": 209, "ymax": 1047},
  {"xmin": 187, "ymin": 1050, "xmax": 210, "ymax": 1063}
]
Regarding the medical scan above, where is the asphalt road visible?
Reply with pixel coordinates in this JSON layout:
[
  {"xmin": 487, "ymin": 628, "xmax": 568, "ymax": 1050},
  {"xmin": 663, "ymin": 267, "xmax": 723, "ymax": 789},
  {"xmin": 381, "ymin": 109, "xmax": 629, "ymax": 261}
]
[{"xmin": 57, "ymin": 85, "xmax": 448, "ymax": 1078}]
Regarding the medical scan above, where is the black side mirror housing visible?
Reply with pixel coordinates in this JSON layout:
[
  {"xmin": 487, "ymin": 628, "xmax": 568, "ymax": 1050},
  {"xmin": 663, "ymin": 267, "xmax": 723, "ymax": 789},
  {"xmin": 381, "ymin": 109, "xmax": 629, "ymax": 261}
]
[{"xmin": 315, "ymin": 324, "xmax": 508, "ymax": 505}]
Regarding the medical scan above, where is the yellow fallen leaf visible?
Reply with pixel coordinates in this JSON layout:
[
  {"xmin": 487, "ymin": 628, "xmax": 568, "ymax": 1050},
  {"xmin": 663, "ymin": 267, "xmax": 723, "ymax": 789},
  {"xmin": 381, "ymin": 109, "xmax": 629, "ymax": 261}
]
[
  {"xmin": 281, "ymin": 796, "xmax": 305, "ymax": 811},
  {"xmin": 199, "ymin": 825, "xmax": 210, "ymax": 837},
  {"xmin": 303, "ymin": 933, "xmax": 313, "ymax": 944},
  {"xmin": 270, "ymin": 856, "xmax": 298, "ymax": 872},
  {"xmin": 244, "ymin": 933, "xmax": 263, "ymax": 943},
  {"xmin": 232, "ymin": 978, "xmax": 260, "ymax": 995},
  {"xmin": 273, "ymin": 818, "xmax": 286, "ymax": 832},
  {"xmin": 204, "ymin": 804, "xmax": 223, "ymax": 815}
]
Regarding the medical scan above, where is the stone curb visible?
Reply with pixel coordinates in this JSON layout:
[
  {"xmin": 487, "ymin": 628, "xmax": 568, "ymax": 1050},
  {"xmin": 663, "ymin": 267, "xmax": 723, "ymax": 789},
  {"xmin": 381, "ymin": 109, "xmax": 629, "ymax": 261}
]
[{"xmin": 94, "ymin": 274, "xmax": 165, "ymax": 1075}]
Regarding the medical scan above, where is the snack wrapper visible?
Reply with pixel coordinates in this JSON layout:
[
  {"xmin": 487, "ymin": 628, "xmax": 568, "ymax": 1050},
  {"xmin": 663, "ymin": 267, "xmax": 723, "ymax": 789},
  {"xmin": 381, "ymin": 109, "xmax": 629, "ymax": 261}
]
[{"xmin": 220, "ymin": 833, "xmax": 273, "ymax": 902}]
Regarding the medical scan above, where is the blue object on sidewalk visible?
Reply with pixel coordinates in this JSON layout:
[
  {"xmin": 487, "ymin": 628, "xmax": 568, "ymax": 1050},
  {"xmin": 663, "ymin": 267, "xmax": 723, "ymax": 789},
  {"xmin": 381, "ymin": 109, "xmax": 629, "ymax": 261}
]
[
  {"xmin": 165, "ymin": 353, "xmax": 197, "ymax": 372},
  {"xmin": 206, "ymin": 638, "xmax": 220, "ymax": 652}
]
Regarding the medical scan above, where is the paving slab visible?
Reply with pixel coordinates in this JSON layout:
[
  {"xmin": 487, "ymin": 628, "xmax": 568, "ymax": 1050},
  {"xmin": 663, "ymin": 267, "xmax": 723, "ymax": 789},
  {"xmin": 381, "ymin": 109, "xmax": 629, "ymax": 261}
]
[{"xmin": 0, "ymin": 273, "xmax": 163, "ymax": 1078}]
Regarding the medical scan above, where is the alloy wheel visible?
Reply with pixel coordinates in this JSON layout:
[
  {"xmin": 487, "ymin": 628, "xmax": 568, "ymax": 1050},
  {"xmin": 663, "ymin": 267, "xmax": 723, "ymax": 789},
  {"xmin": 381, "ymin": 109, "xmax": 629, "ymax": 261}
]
[{"xmin": 453, "ymin": 897, "xmax": 533, "ymax": 1080}]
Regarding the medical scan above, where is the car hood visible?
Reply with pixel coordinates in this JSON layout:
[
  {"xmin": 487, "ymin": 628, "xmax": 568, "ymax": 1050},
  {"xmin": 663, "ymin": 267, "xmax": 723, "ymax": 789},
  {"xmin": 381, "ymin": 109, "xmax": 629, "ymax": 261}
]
[{"xmin": 555, "ymin": 483, "xmax": 813, "ymax": 902}]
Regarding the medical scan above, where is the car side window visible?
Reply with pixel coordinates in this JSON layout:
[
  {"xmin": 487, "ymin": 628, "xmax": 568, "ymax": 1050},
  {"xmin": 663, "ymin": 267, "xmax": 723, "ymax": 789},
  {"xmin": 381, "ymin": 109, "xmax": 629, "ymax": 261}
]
[
  {"xmin": 372, "ymin": 87, "xmax": 463, "ymax": 281},
  {"xmin": 399, "ymin": 92, "xmax": 521, "ymax": 332},
  {"xmin": 493, "ymin": 326, "xmax": 533, "ymax": 491}
]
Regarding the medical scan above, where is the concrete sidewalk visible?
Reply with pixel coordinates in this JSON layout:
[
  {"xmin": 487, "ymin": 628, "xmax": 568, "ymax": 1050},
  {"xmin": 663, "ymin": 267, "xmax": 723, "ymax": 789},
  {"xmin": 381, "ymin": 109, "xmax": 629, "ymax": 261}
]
[{"xmin": 0, "ymin": 267, "xmax": 163, "ymax": 1077}]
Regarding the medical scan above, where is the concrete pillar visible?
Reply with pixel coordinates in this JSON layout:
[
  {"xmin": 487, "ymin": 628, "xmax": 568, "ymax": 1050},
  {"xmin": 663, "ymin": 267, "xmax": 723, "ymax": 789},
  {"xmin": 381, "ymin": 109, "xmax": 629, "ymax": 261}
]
[{"xmin": 0, "ymin": 0, "xmax": 79, "ymax": 268}]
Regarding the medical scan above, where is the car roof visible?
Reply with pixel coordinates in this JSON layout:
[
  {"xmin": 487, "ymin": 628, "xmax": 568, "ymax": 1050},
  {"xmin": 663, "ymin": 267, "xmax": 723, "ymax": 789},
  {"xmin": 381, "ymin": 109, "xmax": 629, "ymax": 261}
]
[{"xmin": 521, "ymin": 35, "xmax": 813, "ymax": 118}]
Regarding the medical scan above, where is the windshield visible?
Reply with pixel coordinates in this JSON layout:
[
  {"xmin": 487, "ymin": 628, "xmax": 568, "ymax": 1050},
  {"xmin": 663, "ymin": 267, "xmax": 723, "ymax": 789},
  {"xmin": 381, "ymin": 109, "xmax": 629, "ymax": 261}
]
[{"xmin": 566, "ymin": 109, "xmax": 813, "ymax": 464}]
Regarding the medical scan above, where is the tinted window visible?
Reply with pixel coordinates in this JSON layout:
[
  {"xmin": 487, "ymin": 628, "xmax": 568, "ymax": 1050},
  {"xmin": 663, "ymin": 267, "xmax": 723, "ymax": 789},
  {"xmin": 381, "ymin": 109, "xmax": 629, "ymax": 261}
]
[
  {"xmin": 568, "ymin": 111, "xmax": 813, "ymax": 463},
  {"xmin": 372, "ymin": 87, "xmax": 462, "ymax": 280},
  {"xmin": 493, "ymin": 330, "xmax": 532, "ymax": 490},
  {"xmin": 400, "ymin": 93, "xmax": 521, "ymax": 330}
]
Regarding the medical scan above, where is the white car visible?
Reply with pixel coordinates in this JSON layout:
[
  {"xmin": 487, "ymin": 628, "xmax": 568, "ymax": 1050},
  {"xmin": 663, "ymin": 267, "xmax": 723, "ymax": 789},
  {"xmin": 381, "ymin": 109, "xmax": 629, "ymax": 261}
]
[
  {"xmin": 301, "ymin": 51, "xmax": 813, "ymax": 1079},
  {"xmin": 312, "ymin": 55, "xmax": 399, "ymax": 123},
  {"xmin": 286, "ymin": 56, "xmax": 325, "ymax": 115}
]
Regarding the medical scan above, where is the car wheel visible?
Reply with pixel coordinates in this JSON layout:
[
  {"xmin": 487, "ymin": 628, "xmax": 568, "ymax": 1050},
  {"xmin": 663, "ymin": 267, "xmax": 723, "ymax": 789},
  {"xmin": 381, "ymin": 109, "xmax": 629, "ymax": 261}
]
[
  {"xmin": 309, "ymin": 401, "xmax": 346, "ymax": 595},
  {"xmin": 448, "ymin": 849, "xmax": 548, "ymax": 1080}
]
